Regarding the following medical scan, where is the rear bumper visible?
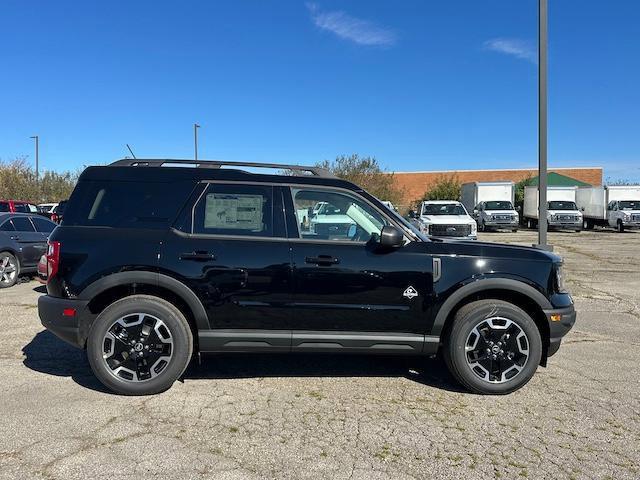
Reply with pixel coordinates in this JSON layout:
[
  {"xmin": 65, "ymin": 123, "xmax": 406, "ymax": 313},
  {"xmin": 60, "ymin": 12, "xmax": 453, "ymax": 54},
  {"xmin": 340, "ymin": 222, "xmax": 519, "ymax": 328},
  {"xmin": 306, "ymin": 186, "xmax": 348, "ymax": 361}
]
[
  {"xmin": 38, "ymin": 295, "xmax": 93, "ymax": 349},
  {"xmin": 544, "ymin": 304, "xmax": 577, "ymax": 357}
]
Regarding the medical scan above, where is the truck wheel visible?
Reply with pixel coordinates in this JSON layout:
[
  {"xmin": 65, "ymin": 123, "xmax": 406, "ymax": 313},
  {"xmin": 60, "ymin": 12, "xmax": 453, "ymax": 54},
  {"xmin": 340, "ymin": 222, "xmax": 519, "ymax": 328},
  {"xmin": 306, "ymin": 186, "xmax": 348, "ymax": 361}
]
[
  {"xmin": 444, "ymin": 299, "xmax": 542, "ymax": 395},
  {"xmin": 87, "ymin": 295, "xmax": 193, "ymax": 395},
  {"xmin": 0, "ymin": 252, "xmax": 20, "ymax": 289},
  {"xmin": 511, "ymin": 228, "xmax": 518, "ymax": 233},
  {"xmin": 478, "ymin": 221, "xmax": 485, "ymax": 232},
  {"xmin": 617, "ymin": 221, "xmax": 625, "ymax": 233}
]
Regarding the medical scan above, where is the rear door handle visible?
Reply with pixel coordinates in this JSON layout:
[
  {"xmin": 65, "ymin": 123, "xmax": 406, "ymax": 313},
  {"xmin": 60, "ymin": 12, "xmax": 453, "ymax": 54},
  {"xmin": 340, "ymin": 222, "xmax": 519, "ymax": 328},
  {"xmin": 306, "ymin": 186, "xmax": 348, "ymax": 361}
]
[
  {"xmin": 305, "ymin": 255, "xmax": 340, "ymax": 266},
  {"xmin": 180, "ymin": 251, "xmax": 216, "ymax": 261},
  {"xmin": 10, "ymin": 236, "xmax": 20, "ymax": 240}
]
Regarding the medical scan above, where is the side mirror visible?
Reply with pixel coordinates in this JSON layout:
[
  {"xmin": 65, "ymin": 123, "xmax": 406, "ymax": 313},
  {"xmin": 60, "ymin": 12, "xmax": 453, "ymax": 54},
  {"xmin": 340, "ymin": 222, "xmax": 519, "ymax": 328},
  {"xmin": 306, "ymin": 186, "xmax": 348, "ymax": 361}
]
[
  {"xmin": 473, "ymin": 209, "xmax": 478, "ymax": 215},
  {"xmin": 379, "ymin": 225, "xmax": 404, "ymax": 249},
  {"xmin": 581, "ymin": 207, "xmax": 585, "ymax": 212},
  {"xmin": 408, "ymin": 210, "xmax": 416, "ymax": 219},
  {"xmin": 516, "ymin": 205, "xmax": 522, "ymax": 211}
]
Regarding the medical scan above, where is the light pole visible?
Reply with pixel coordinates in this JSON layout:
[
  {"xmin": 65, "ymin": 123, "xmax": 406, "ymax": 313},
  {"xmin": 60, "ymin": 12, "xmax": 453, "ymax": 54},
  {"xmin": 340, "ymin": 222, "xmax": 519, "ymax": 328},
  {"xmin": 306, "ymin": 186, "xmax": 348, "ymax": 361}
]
[
  {"xmin": 194, "ymin": 123, "xmax": 200, "ymax": 161},
  {"xmin": 30, "ymin": 135, "xmax": 39, "ymax": 184},
  {"xmin": 537, "ymin": 0, "xmax": 550, "ymax": 249}
]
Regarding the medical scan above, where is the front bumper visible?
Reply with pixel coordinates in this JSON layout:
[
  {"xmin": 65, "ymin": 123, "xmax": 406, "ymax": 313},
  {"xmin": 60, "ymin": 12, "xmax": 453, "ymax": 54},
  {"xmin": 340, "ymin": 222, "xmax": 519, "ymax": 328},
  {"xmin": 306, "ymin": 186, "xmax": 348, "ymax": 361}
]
[
  {"xmin": 544, "ymin": 304, "xmax": 577, "ymax": 357},
  {"xmin": 548, "ymin": 219, "xmax": 582, "ymax": 228},
  {"xmin": 38, "ymin": 295, "xmax": 94, "ymax": 349},
  {"xmin": 621, "ymin": 221, "xmax": 640, "ymax": 229}
]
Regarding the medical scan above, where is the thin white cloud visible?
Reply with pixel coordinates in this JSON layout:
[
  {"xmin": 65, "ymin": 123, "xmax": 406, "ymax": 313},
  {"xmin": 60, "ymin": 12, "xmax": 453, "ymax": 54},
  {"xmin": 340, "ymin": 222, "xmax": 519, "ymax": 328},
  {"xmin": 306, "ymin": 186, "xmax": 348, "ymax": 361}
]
[
  {"xmin": 483, "ymin": 38, "xmax": 537, "ymax": 63},
  {"xmin": 307, "ymin": 3, "xmax": 396, "ymax": 47}
]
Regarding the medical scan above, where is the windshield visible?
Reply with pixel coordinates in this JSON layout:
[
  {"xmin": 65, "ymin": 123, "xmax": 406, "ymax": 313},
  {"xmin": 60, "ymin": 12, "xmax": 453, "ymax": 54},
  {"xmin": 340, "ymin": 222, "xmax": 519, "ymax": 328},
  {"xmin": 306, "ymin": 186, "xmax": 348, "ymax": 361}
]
[
  {"xmin": 548, "ymin": 201, "xmax": 577, "ymax": 211},
  {"xmin": 619, "ymin": 201, "xmax": 640, "ymax": 210},
  {"xmin": 485, "ymin": 201, "xmax": 513, "ymax": 210},
  {"xmin": 422, "ymin": 203, "xmax": 467, "ymax": 216}
]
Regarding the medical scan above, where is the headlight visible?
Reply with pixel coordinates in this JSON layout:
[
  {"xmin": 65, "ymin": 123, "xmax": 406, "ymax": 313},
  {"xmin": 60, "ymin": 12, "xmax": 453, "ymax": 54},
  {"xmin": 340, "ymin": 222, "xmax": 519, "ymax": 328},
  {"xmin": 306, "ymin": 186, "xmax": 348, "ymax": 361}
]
[
  {"xmin": 623, "ymin": 213, "xmax": 631, "ymax": 220},
  {"xmin": 555, "ymin": 264, "xmax": 568, "ymax": 293}
]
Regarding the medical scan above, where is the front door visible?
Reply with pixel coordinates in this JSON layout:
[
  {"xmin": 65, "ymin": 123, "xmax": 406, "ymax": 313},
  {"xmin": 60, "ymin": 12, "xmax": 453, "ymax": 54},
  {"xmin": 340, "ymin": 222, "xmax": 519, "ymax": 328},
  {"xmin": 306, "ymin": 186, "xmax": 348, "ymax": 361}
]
[
  {"xmin": 286, "ymin": 186, "xmax": 433, "ymax": 349},
  {"xmin": 9, "ymin": 216, "xmax": 46, "ymax": 267},
  {"xmin": 161, "ymin": 183, "xmax": 292, "ymax": 350}
]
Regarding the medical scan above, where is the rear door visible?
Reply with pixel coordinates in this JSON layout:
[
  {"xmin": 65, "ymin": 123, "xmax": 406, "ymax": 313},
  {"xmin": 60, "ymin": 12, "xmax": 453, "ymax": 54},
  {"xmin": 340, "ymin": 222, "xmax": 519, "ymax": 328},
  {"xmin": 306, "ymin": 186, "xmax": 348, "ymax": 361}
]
[
  {"xmin": 160, "ymin": 182, "xmax": 293, "ymax": 351},
  {"xmin": 286, "ymin": 186, "xmax": 434, "ymax": 351},
  {"xmin": 9, "ymin": 216, "xmax": 45, "ymax": 267}
]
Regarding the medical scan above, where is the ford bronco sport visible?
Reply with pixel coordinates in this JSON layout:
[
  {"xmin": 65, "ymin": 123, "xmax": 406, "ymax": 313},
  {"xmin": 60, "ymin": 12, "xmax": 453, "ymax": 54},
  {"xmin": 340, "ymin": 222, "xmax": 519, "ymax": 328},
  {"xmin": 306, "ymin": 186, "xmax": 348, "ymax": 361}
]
[{"xmin": 38, "ymin": 159, "xmax": 576, "ymax": 395}]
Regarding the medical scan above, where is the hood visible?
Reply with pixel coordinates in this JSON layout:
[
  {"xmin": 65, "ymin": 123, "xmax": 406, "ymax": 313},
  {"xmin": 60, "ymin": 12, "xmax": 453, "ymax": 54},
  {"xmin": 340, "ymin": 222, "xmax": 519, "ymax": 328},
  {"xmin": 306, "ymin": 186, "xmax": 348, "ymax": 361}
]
[
  {"xmin": 420, "ymin": 215, "xmax": 474, "ymax": 225},
  {"xmin": 428, "ymin": 238, "xmax": 561, "ymax": 263}
]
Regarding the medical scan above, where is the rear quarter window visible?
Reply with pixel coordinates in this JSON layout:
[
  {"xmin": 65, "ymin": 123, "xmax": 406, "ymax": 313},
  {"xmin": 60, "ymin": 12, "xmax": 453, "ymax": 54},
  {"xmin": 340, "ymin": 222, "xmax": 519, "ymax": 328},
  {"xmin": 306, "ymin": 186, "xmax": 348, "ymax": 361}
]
[{"xmin": 63, "ymin": 180, "xmax": 196, "ymax": 229}]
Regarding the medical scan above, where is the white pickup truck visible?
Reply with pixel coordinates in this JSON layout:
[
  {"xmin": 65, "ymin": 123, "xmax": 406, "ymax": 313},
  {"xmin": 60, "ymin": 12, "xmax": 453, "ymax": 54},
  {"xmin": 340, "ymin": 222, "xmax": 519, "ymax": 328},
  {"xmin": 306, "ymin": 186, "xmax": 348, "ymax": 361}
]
[{"xmin": 409, "ymin": 200, "xmax": 477, "ymax": 240}]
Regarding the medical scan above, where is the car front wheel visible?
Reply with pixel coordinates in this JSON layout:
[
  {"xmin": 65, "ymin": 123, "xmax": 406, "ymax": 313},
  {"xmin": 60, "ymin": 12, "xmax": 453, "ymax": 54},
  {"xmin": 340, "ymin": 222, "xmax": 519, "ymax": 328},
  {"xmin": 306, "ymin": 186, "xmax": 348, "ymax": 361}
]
[
  {"xmin": 0, "ymin": 252, "xmax": 19, "ymax": 288},
  {"xmin": 444, "ymin": 299, "xmax": 542, "ymax": 394},
  {"xmin": 87, "ymin": 295, "xmax": 193, "ymax": 395}
]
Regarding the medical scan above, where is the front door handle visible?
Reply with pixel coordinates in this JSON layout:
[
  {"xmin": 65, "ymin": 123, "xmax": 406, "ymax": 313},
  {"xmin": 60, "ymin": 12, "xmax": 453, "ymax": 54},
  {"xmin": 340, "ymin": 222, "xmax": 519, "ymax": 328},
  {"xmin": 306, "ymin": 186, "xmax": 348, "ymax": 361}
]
[
  {"xmin": 10, "ymin": 236, "xmax": 20, "ymax": 241},
  {"xmin": 180, "ymin": 251, "xmax": 216, "ymax": 261},
  {"xmin": 305, "ymin": 255, "xmax": 340, "ymax": 266}
]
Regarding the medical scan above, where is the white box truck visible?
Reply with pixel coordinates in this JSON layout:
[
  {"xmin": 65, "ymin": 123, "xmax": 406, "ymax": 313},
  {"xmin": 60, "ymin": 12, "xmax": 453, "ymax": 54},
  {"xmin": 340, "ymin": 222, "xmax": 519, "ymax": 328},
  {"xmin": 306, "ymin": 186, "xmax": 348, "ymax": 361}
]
[
  {"xmin": 461, "ymin": 181, "xmax": 519, "ymax": 232},
  {"xmin": 576, "ymin": 185, "xmax": 640, "ymax": 232},
  {"xmin": 523, "ymin": 185, "xmax": 582, "ymax": 231}
]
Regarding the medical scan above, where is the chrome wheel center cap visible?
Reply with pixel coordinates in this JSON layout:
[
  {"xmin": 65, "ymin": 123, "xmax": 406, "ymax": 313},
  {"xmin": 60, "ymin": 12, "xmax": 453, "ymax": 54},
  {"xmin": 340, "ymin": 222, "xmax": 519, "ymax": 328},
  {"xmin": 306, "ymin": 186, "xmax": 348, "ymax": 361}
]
[
  {"xmin": 134, "ymin": 343, "xmax": 144, "ymax": 352},
  {"xmin": 491, "ymin": 345, "xmax": 501, "ymax": 354}
]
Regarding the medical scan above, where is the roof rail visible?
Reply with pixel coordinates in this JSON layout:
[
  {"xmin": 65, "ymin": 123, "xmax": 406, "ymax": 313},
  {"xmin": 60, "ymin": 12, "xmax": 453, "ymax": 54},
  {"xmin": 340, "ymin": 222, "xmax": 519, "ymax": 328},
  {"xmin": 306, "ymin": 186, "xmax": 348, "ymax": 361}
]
[{"xmin": 109, "ymin": 158, "xmax": 334, "ymax": 178}]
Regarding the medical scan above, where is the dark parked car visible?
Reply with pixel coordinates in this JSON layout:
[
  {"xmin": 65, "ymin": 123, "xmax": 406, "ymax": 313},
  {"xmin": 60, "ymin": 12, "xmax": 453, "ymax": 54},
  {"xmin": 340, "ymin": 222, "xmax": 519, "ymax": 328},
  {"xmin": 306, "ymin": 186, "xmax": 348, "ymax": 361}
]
[
  {"xmin": 0, "ymin": 213, "xmax": 56, "ymax": 288},
  {"xmin": 39, "ymin": 159, "xmax": 576, "ymax": 395}
]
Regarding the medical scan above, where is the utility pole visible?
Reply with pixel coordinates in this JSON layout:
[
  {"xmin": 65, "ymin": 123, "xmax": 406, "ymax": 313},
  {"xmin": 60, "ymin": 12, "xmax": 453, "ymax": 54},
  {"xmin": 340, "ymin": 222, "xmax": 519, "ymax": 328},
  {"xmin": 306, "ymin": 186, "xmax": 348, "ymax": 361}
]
[
  {"xmin": 30, "ymin": 135, "xmax": 39, "ymax": 184},
  {"xmin": 194, "ymin": 123, "xmax": 200, "ymax": 161},
  {"xmin": 537, "ymin": 0, "xmax": 550, "ymax": 250}
]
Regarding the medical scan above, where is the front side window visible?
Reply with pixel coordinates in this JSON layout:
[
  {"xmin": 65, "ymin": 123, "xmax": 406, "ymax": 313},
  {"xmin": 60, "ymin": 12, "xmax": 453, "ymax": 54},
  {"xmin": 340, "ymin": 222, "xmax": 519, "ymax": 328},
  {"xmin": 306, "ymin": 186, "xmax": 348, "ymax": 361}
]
[
  {"xmin": 13, "ymin": 203, "xmax": 29, "ymax": 213},
  {"xmin": 31, "ymin": 217, "xmax": 56, "ymax": 233},
  {"xmin": 292, "ymin": 188, "xmax": 387, "ymax": 242},
  {"xmin": 0, "ymin": 220, "xmax": 15, "ymax": 231},
  {"xmin": 193, "ymin": 184, "xmax": 273, "ymax": 237}
]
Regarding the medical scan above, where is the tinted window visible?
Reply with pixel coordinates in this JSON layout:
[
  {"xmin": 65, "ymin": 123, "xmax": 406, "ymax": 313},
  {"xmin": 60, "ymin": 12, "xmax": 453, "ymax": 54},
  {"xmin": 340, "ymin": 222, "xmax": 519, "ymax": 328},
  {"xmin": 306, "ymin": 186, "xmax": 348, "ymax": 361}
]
[
  {"xmin": 31, "ymin": 217, "xmax": 56, "ymax": 233},
  {"xmin": 292, "ymin": 188, "xmax": 387, "ymax": 242},
  {"xmin": 193, "ymin": 184, "xmax": 273, "ymax": 237},
  {"xmin": 63, "ymin": 181, "xmax": 193, "ymax": 229},
  {"xmin": 0, "ymin": 202, "xmax": 9, "ymax": 212},
  {"xmin": 0, "ymin": 220, "xmax": 15, "ymax": 231},
  {"xmin": 13, "ymin": 203, "xmax": 30, "ymax": 213},
  {"xmin": 11, "ymin": 217, "xmax": 36, "ymax": 232},
  {"xmin": 485, "ymin": 201, "xmax": 514, "ymax": 210}
]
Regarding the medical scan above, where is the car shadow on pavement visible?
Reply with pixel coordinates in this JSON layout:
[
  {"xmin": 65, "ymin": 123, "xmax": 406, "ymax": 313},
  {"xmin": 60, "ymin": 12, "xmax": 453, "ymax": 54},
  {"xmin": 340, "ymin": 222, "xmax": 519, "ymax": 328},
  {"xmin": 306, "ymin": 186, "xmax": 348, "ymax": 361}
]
[
  {"xmin": 22, "ymin": 330, "xmax": 113, "ymax": 394},
  {"xmin": 185, "ymin": 353, "xmax": 466, "ymax": 393},
  {"xmin": 22, "ymin": 331, "xmax": 465, "ymax": 394}
]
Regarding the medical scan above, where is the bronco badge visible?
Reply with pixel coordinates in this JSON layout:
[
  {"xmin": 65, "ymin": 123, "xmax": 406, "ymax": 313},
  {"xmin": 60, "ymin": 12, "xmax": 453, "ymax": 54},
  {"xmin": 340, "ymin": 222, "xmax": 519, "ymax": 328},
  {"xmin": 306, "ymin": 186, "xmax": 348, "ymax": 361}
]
[{"xmin": 403, "ymin": 286, "xmax": 419, "ymax": 299}]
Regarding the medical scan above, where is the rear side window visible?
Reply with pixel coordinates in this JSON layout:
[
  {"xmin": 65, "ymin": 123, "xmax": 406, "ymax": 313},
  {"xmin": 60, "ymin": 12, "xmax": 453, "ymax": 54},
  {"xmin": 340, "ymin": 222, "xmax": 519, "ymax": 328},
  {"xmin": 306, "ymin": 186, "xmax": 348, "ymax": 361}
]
[
  {"xmin": 11, "ymin": 217, "xmax": 36, "ymax": 232},
  {"xmin": 13, "ymin": 203, "xmax": 30, "ymax": 213},
  {"xmin": 193, "ymin": 184, "xmax": 273, "ymax": 237},
  {"xmin": 63, "ymin": 180, "xmax": 195, "ymax": 229},
  {"xmin": 31, "ymin": 217, "xmax": 56, "ymax": 233}
]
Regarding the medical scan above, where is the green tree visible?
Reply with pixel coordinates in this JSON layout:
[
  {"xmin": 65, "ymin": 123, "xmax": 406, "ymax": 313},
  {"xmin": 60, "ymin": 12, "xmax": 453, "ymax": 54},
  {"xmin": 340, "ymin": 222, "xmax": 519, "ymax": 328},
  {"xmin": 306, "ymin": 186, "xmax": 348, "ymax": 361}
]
[
  {"xmin": 514, "ymin": 175, "xmax": 534, "ymax": 212},
  {"xmin": 419, "ymin": 174, "xmax": 461, "ymax": 202},
  {"xmin": 317, "ymin": 154, "xmax": 403, "ymax": 205},
  {"xmin": 0, "ymin": 157, "xmax": 79, "ymax": 203}
]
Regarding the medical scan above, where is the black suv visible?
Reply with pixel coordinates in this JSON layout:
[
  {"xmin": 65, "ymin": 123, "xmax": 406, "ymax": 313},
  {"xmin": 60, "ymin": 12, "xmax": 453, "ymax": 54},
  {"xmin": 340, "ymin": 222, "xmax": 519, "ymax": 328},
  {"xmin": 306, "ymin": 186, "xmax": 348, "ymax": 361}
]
[{"xmin": 38, "ymin": 159, "xmax": 576, "ymax": 395}]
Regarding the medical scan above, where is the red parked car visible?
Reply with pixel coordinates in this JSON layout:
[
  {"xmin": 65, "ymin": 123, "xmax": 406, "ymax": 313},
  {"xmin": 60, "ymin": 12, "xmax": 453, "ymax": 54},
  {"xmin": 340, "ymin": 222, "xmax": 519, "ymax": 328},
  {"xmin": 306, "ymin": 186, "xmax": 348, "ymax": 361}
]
[{"xmin": 0, "ymin": 200, "xmax": 38, "ymax": 214}]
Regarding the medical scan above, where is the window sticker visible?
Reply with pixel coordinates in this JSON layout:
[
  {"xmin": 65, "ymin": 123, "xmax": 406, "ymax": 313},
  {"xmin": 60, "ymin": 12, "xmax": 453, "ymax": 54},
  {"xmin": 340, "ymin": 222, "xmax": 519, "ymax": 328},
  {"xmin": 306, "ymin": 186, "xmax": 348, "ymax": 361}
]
[{"xmin": 204, "ymin": 193, "xmax": 264, "ymax": 231}]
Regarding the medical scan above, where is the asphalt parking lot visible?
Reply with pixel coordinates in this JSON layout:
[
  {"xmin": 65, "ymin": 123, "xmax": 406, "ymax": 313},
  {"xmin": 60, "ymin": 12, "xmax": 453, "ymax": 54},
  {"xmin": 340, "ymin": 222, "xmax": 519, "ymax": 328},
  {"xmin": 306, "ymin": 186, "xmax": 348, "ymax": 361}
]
[{"xmin": 1, "ymin": 230, "xmax": 639, "ymax": 480}]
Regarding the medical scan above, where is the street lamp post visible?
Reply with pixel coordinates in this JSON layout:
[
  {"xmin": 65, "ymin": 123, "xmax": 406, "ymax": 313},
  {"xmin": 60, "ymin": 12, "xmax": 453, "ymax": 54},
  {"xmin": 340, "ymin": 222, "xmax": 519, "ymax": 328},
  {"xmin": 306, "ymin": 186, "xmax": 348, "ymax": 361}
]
[
  {"xmin": 537, "ymin": 0, "xmax": 550, "ymax": 250},
  {"xmin": 194, "ymin": 123, "xmax": 200, "ymax": 161},
  {"xmin": 30, "ymin": 135, "xmax": 39, "ymax": 184}
]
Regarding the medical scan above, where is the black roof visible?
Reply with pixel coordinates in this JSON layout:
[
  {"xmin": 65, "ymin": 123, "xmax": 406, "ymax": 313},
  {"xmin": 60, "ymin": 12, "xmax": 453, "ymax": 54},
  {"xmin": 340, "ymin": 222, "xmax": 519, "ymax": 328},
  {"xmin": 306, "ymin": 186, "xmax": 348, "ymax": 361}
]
[{"xmin": 78, "ymin": 159, "xmax": 363, "ymax": 192}]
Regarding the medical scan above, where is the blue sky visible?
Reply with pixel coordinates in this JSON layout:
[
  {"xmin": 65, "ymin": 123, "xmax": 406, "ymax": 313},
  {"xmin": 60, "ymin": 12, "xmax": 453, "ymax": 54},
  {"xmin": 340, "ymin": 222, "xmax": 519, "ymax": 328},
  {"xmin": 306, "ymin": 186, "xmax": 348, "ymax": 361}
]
[{"xmin": 1, "ymin": 0, "xmax": 639, "ymax": 181}]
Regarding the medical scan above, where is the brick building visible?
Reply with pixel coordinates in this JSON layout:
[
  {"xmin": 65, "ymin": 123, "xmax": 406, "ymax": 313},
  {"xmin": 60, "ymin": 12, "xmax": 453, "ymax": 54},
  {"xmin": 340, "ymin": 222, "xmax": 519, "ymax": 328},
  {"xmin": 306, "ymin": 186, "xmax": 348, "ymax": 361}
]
[{"xmin": 390, "ymin": 167, "xmax": 603, "ymax": 208}]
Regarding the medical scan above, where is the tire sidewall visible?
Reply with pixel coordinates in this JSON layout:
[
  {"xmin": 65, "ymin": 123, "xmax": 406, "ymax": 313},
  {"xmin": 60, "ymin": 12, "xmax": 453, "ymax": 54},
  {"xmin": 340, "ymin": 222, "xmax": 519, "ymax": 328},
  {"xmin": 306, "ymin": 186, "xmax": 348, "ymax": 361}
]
[
  {"xmin": 87, "ymin": 295, "xmax": 193, "ymax": 395},
  {"xmin": 448, "ymin": 302, "xmax": 542, "ymax": 395},
  {"xmin": 0, "ymin": 252, "xmax": 19, "ymax": 288}
]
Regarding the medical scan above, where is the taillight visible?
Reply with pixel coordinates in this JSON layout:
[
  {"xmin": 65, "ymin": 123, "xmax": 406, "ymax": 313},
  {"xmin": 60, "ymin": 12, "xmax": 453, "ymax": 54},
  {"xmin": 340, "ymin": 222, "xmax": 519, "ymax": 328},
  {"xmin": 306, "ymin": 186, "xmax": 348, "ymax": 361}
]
[
  {"xmin": 46, "ymin": 241, "xmax": 61, "ymax": 283},
  {"xmin": 51, "ymin": 213, "xmax": 59, "ymax": 223}
]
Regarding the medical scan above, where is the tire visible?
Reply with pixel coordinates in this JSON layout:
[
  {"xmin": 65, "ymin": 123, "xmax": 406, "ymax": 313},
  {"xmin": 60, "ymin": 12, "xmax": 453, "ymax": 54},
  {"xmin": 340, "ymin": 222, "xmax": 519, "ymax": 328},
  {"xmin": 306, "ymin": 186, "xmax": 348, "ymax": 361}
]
[
  {"xmin": 617, "ymin": 221, "xmax": 625, "ymax": 233},
  {"xmin": 511, "ymin": 229, "xmax": 518, "ymax": 233},
  {"xmin": 87, "ymin": 295, "xmax": 193, "ymax": 395},
  {"xmin": 444, "ymin": 299, "xmax": 542, "ymax": 395},
  {"xmin": 478, "ymin": 221, "xmax": 485, "ymax": 232},
  {"xmin": 0, "ymin": 252, "xmax": 20, "ymax": 289}
]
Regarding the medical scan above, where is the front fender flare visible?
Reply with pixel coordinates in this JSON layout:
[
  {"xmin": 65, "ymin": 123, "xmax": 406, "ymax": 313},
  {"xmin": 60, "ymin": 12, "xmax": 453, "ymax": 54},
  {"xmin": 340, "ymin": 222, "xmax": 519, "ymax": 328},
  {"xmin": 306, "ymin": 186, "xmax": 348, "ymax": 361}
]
[{"xmin": 430, "ymin": 277, "xmax": 552, "ymax": 337}]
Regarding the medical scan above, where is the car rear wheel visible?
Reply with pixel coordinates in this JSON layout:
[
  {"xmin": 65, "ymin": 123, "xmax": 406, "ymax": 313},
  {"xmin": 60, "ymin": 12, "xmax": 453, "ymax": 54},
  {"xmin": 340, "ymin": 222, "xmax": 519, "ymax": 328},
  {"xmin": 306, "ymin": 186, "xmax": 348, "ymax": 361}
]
[
  {"xmin": 444, "ymin": 299, "xmax": 542, "ymax": 394},
  {"xmin": 0, "ymin": 252, "xmax": 19, "ymax": 288},
  {"xmin": 87, "ymin": 295, "xmax": 193, "ymax": 395}
]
